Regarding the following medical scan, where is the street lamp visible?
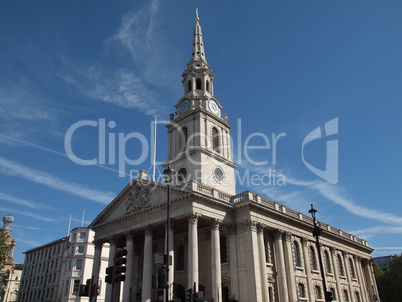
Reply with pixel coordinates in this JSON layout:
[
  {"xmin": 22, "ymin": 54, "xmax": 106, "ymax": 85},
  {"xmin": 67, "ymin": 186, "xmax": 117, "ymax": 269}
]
[
  {"xmin": 163, "ymin": 165, "xmax": 175, "ymax": 302},
  {"xmin": 309, "ymin": 204, "xmax": 333, "ymax": 302}
]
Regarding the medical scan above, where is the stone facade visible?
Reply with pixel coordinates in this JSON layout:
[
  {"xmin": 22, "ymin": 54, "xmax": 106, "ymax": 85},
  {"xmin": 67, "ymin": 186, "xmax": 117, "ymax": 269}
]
[{"xmin": 88, "ymin": 10, "xmax": 380, "ymax": 302}]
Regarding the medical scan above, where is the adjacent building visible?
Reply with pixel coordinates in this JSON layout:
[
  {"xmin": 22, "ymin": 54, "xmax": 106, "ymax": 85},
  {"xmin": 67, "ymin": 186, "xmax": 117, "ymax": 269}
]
[
  {"xmin": 88, "ymin": 10, "xmax": 380, "ymax": 302},
  {"xmin": 17, "ymin": 227, "xmax": 109, "ymax": 302}
]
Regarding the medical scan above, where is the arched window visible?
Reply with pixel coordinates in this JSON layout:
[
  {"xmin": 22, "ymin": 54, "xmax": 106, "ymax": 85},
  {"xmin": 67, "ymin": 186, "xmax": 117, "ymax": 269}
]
[
  {"xmin": 220, "ymin": 235, "xmax": 228, "ymax": 263},
  {"xmin": 310, "ymin": 246, "xmax": 318, "ymax": 271},
  {"xmin": 349, "ymin": 258, "xmax": 357, "ymax": 279},
  {"xmin": 355, "ymin": 291, "xmax": 361, "ymax": 302},
  {"xmin": 206, "ymin": 80, "xmax": 210, "ymax": 93},
  {"xmin": 196, "ymin": 78, "xmax": 202, "ymax": 90},
  {"xmin": 298, "ymin": 283, "xmax": 306, "ymax": 298},
  {"xmin": 212, "ymin": 127, "xmax": 220, "ymax": 152},
  {"xmin": 294, "ymin": 241, "xmax": 302, "ymax": 267},
  {"xmin": 343, "ymin": 290, "xmax": 350, "ymax": 302},
  {"xmin": 187, "ymin": 80, "xmax": 192, "ymax": 93},
  {"xmin": 176, "ymin": 245, "xmax": 185, "ymax": 271},
  {"xmin": 178, "ymin": 126, "xmax": 188, "ymax": 152},
  {"xmin": 330, "ymin": 288, "xmax": 337, "ymax": 301},
  {"xmin": 315, "ymin": 285, "xmax": 322, "ymax": 299},
  {"xmin": 325, "ymin": 250, "xmax": 332, "ymax": 274},
  {"xmin": 338, "ymin": 254, "xmax": 345, "ymax": 276}
]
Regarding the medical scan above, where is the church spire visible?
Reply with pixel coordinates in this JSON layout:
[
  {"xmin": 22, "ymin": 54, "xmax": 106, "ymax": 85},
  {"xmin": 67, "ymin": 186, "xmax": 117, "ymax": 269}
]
[{"xmin": 189, "ymin": 8, "xmax": 208, "ymax": 67}]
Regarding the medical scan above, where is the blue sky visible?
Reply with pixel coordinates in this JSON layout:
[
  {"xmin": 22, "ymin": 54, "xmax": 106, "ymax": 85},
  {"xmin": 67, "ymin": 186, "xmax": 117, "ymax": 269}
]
[{"xmin": 1, "ymin": 0, "xmax": 402, "ymax": 263}]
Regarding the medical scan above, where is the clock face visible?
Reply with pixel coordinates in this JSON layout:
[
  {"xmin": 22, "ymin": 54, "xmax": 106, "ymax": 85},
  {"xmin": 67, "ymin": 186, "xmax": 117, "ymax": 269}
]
[
  {"xmin": 209, "ymin": 100, "xmax": 219, "ymax": 114},
  {"xmin": 180, "ymin": 99, "xmax": 190, "ymax": 114},
  {"xmin": 214, "ymin": 168, "xmax": 224, "ymax": 182}
]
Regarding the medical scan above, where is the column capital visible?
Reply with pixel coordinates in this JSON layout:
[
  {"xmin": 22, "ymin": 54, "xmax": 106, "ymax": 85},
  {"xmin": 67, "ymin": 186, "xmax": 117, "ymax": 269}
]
[
  {"xmin": 125, "ymin": 231, "xmax": 135, "ymax": 241},
  {"xmin": 164, "ymin": 218, "xmax": 175, "ymax": 228},
  {"xmin": 93, "ymin": 239, "xmax": 105, "ymax": 248},
  {"xmin": 187, "ymin": 212, "xmax": 201, "ymax": 225},
  {"xmin": 108, "ymin": 236, "xmax": 118, "ymax": 245},
  {"xmin": 228, "ymin": 223, "xmax": 236, "ymax": 235},
  {"xmin": 242, "ymin": 219, "xmax": 258, "ymax": 232},
  {"xmin": 257, "ymin": 223, "xmax": 266, "ymax": 233},
  {"xmin": 301, "ymin": 237, "xmax": 309, "ymax": 246},
  {"xmin": 143, "ymin": 225, "xmax": 153, "ymax": 236},
  {"xmin": 274, "ymin": 229, "xmax": 285, "ymax": 240},
  {"xmin": 210, "ymin": 218, "xmax": 222, "ymax": 230},
  {"xmin": 284, "ymin": 231, "xmax": 293, "ymax": 242}
]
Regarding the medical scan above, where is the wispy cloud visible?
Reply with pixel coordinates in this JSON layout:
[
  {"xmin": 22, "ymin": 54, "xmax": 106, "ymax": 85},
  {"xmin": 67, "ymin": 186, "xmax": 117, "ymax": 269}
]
[
  {"xmin": 0, "ymin": 192, "xmax": 52, "ymax": 210},
  {"xmin": 0, "ymin": 156, "xmax": 115, "ymax": 204},
  {"xmin": 0, "ymin": 206, "xmax": 56, "ymax": 223}
]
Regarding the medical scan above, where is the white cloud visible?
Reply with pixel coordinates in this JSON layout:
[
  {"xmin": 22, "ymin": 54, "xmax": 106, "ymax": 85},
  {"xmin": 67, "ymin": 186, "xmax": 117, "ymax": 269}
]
[
  {"xmin": 0, "ymin": 206, "xmax": 56, "ymax": 223},
  {"xmin": 0, "ymin": 156, "xmax": 115, "ymax": 204},
  {"xmin": 0, "ymin": 192, "xmax": 52, "ymax": 210}
]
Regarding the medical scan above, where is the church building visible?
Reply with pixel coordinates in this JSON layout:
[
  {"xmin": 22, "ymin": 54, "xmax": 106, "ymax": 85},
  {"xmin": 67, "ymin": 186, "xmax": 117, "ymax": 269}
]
[{"xmin": 89, "ymin": 11, "xmax": 380, "ymax": 302}]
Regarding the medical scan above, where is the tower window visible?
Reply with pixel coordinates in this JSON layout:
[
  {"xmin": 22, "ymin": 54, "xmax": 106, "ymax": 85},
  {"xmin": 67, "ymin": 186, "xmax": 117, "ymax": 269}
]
[
  {"xmin": 212, "ymin": 127, "xmax": 220, "ymax": 153},
  {"xmin": 206, "ymin": 80, "xmax": 210, "ymax": 93},
  {"xmin": 187, "ymin": 80, "xmax": 192, "ymax": 93},
  {"xmin": 196, "ymin": 78, "xmax": 202, "ymax": 90}
]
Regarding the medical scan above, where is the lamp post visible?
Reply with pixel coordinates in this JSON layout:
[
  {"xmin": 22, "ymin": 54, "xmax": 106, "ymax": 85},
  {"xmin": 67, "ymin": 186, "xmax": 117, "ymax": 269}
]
[
  {"xmin": 309, "ymin": 204, "xmax": 333, "ymax": 302},
  {"xmin": 163, "ymin": 165, "xmax": 175, "ymax": 302}
]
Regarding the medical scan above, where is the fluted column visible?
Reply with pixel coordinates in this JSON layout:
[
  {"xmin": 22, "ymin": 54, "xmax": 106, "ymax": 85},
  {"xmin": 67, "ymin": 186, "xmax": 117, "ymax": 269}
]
[
  {"xmin": 228, "ymin": 225, "xmax": 239, "ymax": 300},
  {"xmin": 211, "ymin": 219, "xmax": 222, "ymax": 302},
  {"xmin": 106, "ymin": 238, "xmax": 117, "ymax": 302},
  {"xmin": 284, "ymin": 232, "xmax": 296, "ymax": 302},
  {"xmin": 188, "ymin": 212, "xmax": 200, "ymax": 290},
  {"xmin": 301, "ymin": 238, "xmax": 314, "ymax": 302},
  {"xmin": 257, "ymin": 225, "xmax": 269, "ymax": 302},
  {"xmin": 355, "ymin": 256, "xmax": 368, "ymax": 302},
  {"xmin": 142, "ymin": 226, "xmax": 153, "ymax": 302},
  {"xmin": 91, "ymin": 240, "xmax": 103, "ymax": 302},
  {"xmin": 123, "ymin": 233, "xmax": 134, "ymax": 302},
  {"xmin": 274, "ymin": 230, "xmax": 288, "ymax": 301},
  {"xmin": 330, "ymin": 248, "xmax": 342, "ymax": 301}
]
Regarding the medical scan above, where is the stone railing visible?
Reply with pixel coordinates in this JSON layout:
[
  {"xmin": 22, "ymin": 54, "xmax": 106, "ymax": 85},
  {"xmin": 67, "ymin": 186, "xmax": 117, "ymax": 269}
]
[{"xmin": 187, "ymin": 180, "xmax": 369, "ymax": 247}]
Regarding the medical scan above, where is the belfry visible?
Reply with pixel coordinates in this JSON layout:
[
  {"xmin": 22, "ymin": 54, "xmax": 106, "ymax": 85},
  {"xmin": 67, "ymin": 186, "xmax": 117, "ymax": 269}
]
[{"xmin": 88, "ymin": 10, "xmax": 379, "ymax": 302}]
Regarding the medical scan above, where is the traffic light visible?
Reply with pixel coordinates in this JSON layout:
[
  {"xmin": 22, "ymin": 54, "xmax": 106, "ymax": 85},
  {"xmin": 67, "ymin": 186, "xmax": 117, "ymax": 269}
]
[
  {"xmin": 187, "ymin": 288, "xmax": 193, "ymax": 302},
  {"xmin": 79, "ymin": 279, "xmax": 91, "ymax": 296},
  {"xmin": 105, "ymin": 266, "xmax": 114, "ymax": 284},
  {"xmin": 114, "ymin": 248, "xmax": 127, "ymax": 282}
]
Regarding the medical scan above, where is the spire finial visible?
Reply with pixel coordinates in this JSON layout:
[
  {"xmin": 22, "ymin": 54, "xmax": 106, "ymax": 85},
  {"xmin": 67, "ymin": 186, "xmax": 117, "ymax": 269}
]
[{"xmin": 195, "ymin": 8, "xmax": 199, "ymax": 22}]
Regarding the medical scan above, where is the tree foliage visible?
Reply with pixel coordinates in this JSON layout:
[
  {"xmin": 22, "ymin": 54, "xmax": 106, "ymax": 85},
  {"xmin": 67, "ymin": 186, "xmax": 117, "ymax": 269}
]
[
  {"xmin": 374, "ymin": 254, "xmax": 402, "ymax": 302},
  {"xmin": 0, "ymin": 232, "xmax": 10, "ymax": 270}
]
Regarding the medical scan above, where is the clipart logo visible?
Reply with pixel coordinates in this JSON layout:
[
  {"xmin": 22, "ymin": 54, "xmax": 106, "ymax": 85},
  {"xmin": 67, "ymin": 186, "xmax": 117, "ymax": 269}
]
[{"xmin": 302, "ymin": 118, "xmax": 338, "ymax": 184}]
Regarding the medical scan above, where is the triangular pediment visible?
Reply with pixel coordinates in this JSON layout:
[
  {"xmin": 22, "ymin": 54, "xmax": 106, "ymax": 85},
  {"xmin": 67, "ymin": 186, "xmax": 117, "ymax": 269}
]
[{"xmin": 89, "ymin": 179, "xmax": 189, "ymax": 228}]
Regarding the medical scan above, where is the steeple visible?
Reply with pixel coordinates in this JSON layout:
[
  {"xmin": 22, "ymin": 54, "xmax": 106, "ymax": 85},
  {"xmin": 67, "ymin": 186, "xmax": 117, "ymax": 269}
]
[
  {"xmin": 189, "ymin": 8, "xmax": 208, "ymax": 68},
  {"xmin": 181, "ymin": 9, "xmax": 215, "ymax": 98}
]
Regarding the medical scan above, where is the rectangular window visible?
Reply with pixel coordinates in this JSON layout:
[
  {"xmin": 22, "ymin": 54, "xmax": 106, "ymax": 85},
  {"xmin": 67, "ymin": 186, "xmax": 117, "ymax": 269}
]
[
  {"xmin": 76, "ymin": 259, "xmax": 83, "ymax": 270},
  {"xmin": 77, "ymin": 245, "xmax": 84, "ymax": 253},
  {"xmin": 79, "ymin": 232, "xmax": 86, "ymax": 240},
  {"xmin": 72, "ymin": 279, "xmax": 80, "ymax": 295},
  {"xmin": 72, "ymin": 233, "xmax": 77, "ymax": 242}
]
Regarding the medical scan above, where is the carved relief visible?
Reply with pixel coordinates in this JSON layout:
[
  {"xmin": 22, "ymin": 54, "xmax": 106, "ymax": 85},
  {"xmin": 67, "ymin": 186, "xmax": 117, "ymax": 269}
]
[{"xmin": 126, "ymin": 182, "xmax": 152, "ymax": 213}]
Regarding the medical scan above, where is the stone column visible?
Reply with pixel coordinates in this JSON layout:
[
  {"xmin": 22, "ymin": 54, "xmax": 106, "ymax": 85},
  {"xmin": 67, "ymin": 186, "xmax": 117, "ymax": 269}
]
[
  {"xmin": 142, "ymin": 226, "xmax": 153, "ymax": 302},
  {"xmin": 164, "ymin": 220, "xmax": 175, "ymax": 302},
  {"xmin": 343, "ymin": 252, "xmax": 354, "ymax": 298},
  {"xmin": 106, "ymin": 238, "xmax": 117, "ymax": 302},
  {"xmin": 355, "ymin": 256, "xmax": 368, "ymax": 302},
  {"xmin": 330, "ymin": 248, "xmax": 342, "ymax": 301},
  {"xmin": 211, "ymin": 219, "xmax": 222, "ymax": 302},
  {"xmin": 228, "ymin": 225, "xmax": 239, "ymax": 300},
  {"xmin": 91, "ymin": 240, "xmax": 103, "ymax": 302},
  {"xmin": 274, "ymin": 230, "xmax": 288, "ymax": 301},
  {"xmin": 257, "ymin": 225, "xmax": 269, "ymax": 302},
  {"xmin": 284, "ymin": 232, "xmax": 297, "ymax": 302},
  {"xmin": 123, "ymin": 233, "xmax": 134, "ymax": 302},
  {"xmin": 363, "ymin": 259, "xmax": 379, "ymax": 300},
  {"xmin": 188, "ymin": 212, "xmax": 200, "ymax": 290},
  {"xmin": 301, "ymin": 238, "xmax": 315, "ymax": 302}
]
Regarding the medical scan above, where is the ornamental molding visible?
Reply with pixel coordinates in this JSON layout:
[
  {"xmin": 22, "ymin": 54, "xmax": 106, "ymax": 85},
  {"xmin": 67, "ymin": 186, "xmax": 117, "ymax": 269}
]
[{"xmin": 126, "ymin": 182, "xmax": 152, "ymax": 214}]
